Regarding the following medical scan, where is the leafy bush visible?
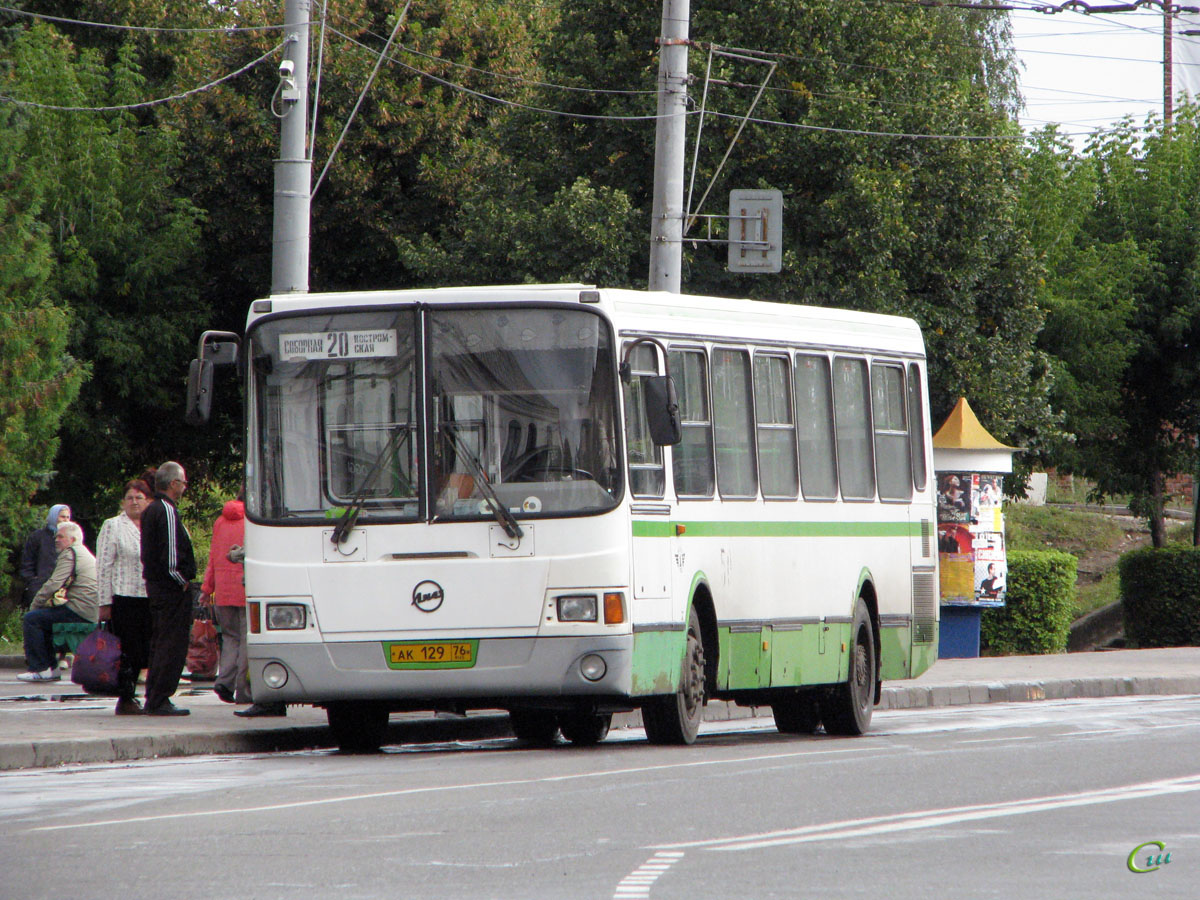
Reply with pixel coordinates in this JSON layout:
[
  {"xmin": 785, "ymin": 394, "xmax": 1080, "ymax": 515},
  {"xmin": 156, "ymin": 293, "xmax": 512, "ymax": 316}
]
[
  {"xmin": 1118, "ymin": 547, "xmax": 1200, "ymax": 648},
  {"xmin": 980, "ymin": 550, "xmax": 1076, "ymax": 655}
]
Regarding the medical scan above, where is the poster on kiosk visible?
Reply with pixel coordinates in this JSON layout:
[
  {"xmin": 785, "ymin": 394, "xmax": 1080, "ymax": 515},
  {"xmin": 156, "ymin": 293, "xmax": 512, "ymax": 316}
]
[{"xmin": 937, "ymin": 472, "xmax": 1006, "ymax": 607}]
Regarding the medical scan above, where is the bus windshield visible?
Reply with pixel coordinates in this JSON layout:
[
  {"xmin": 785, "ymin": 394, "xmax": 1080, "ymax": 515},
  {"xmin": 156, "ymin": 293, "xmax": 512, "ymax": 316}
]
[{"xmin": 246, "ymin": 305, "xmax": 621, "ymax": 523}]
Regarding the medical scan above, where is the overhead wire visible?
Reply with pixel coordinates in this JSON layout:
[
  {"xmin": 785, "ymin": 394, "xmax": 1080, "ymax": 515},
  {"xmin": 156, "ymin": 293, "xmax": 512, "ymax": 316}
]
[{"xmin": 0, "ymin": 4, "xmax": 295, "ymax": 33}]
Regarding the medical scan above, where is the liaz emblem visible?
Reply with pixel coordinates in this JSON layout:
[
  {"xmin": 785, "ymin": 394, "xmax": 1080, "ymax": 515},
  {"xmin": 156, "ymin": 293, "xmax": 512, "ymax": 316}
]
[{"xmin": 412, "ymin": 580, "xmax": 445, "ymax": 613}]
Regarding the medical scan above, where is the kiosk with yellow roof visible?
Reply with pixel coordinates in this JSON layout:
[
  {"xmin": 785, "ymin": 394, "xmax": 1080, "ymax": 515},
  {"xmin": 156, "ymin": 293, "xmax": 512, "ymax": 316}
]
[{"xmin": 933, "ymin": 398, "xmax": 1019, "ymax": 658}]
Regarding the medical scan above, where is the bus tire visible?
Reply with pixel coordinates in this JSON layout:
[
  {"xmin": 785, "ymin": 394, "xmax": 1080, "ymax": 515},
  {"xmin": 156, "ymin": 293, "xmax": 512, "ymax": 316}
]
[
  {"xmin": 821, "ymin": 598, "xmax": 876, "ymax": 736},
  {"xmin": 326, "ymin": 700, "xmax": 390, "ymax": 753},
  {"xmin": 559, "ymin": 711, "xmax": 612, "ymax": 746},
  {"xmin": 509, "ymin": 710, "xmax": 560, "ymax": 746},
  {"xmin": 642, "ymin": 606, "xmax": 706, "ymax": 745},
  {"xmin": 771, "ymin": 689, "xmax": 822, "ymax": 734}
]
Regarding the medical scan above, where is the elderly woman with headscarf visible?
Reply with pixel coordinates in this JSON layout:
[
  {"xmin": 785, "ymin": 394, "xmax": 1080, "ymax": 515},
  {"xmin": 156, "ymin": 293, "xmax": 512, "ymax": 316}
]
[{"xmin": 19, "ymin": 504, "xmax": 71, "ymax": 606}]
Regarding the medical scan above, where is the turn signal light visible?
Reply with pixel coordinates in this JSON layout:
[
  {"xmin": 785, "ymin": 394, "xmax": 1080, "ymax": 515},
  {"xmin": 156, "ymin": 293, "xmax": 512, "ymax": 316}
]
[
  {"xmin": 603, "ymin": 592, "xmax": 625, "ymax": 624},
  {"xmin": 248, "ymin": 601, "xmax": 261, "ymax": 634}
]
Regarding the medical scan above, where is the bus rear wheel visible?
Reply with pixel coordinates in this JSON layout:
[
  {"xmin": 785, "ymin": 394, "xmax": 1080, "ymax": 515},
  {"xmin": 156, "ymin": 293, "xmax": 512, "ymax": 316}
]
[
  {"xmin": 642, "ymin": 606, "xmax": 706, "ymax": 745},
  {"xmin": 326, "ymin": 701, "xmax": 390, "ymax": 753},
  {"xmin": 821, "ymin": 599, "xmax": 876, "ymax": 736},
  {"xmin": 509, "ymin": 710, "xmax": 560, "ymax": 746},
  {"xmin": 771, "ymin": 689, "xmax": 822, "ymax": 734},
  {"xmin": 560, "ymin": 711, "xmax": 612, "ymax": 746}
]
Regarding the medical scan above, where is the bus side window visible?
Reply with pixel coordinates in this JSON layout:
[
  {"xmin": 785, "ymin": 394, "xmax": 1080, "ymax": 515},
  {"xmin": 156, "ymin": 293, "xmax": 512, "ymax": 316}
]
[
  {"xmin": 794, "ymin": 354, "xmax": 838, "ymax": 500},
  {"xmin": 622, "ymin": 342, "xmax": 665, "ymax": 498},
  {"xmin": 712, "ymin": 348, "xmax": 758, "ymax": 499},
  {"xmin": 907, "ymin": 362, "xmax": 929, "ymax": 491},
  {"xmin": 871, "ymin": 362, "xmax": 913, "ymax": 501},
  {"xmin": 669, "ymin": 348, "xmax": 715, "ymax": 498},
  {"xmin": 832, "ymin": 357, "xmax": 876, "ymax": 500},
  {"xmin": 754, "ymin": 354, "xmax": 799, "ymax": 500}
]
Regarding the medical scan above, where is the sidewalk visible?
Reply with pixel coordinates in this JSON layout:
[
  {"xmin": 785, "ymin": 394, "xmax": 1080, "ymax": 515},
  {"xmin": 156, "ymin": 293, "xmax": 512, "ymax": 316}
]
[{"xmin": 2, "ymin": 647, "xmax": 1199, "ymax": 771}]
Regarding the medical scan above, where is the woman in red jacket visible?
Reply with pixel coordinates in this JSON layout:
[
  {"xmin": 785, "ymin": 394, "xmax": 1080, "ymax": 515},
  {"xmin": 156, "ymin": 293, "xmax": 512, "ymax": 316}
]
[
  {"xmin": 200, "ymin": 495, "xmax": 251, "ymax": 706},
  {"xmin": 201, "ymin": 492, "xmax": 285, "ymax": 717}
]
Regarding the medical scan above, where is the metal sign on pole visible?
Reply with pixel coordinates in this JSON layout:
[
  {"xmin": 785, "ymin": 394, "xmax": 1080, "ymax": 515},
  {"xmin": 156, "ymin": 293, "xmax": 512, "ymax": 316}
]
[{"xmin": 727, "ymin": 189, "xmax": 782, "ymax": 273}]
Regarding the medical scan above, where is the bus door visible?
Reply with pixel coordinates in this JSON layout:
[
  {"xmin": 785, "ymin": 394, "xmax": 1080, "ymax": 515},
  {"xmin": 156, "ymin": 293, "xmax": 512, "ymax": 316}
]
[{"xmin": 623, "ymin": 341, "xmax": 674, "ymax": 620}]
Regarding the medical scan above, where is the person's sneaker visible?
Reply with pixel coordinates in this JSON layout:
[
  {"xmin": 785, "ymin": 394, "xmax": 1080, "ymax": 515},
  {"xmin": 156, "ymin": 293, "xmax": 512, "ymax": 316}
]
[
  {"xmin": 17, "ymin": 669, "xmax": 60, "ymax": 683},
  {"xmin": 212, "ymin": 684, "xmax": 235, "ymax": 704},
  {"xmin": 114, "ymin": 698, "xmax": 143, "ymax": 716},
  {"xmin": 144, "ymin": 701, "xmax": 190, "ymax": 716},
  {"xmin": 234, "ymin": 703, "xmax": 287, "ymax": 718}
]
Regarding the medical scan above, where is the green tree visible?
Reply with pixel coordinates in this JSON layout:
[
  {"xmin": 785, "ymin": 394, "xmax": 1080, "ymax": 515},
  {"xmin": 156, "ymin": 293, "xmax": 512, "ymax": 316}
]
[
  {"xmin": 0, "ymin": 94, "xmax": 85, "ymax": 601},
  {"xmin": 1022, "ymin": 110, "xmax": 1200, "ymax": 546},
  {"xmin": 1, "ymin": 20, "xmax": 205, "ymax": 531}
]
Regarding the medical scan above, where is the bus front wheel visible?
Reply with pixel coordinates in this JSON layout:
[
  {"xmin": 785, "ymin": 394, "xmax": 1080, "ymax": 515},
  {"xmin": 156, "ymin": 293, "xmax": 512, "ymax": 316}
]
[
  {"xmin": 509, "ymin": 710, "xmax": 560, "ymax": 746},
  {"xmin": 821, "ymin": 599, "xmax": 876, "ymax": 736},
  {"xmin": 560, "ymin": 711, "xmax": 612, "ymax": 746},
  {"xmin": 326, "ymin": 701, "xmax": 390, "ymax": 753},
  {"xmin": 642, "ymin": 606, "xmax": 706, "ymax": 745}
]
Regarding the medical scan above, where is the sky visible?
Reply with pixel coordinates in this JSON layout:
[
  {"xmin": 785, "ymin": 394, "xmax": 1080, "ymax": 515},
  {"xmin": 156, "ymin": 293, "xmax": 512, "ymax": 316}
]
[{"xmin": 1008, "ymin": 6, "xmax": 1181, "ymax": 139}]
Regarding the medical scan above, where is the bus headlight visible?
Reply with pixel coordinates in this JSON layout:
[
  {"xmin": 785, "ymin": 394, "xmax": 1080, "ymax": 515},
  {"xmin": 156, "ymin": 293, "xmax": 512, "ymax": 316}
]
[
  {"xmin": 266, "ymin": 603, "xmax": 307, "ymax": 630},
  {"xmin": 557, "ymin": 594, "xmax": 598, "ymax": 622},
  {"xmin": 262, "ymin": 662, "xmax": 289, "ymax": 689}
]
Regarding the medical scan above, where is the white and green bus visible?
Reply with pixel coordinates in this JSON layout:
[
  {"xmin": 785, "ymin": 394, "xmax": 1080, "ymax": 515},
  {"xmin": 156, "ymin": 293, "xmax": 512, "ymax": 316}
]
[{"xmin": 189, "ymin": 284, "xmax": 939, "ymax": 751}]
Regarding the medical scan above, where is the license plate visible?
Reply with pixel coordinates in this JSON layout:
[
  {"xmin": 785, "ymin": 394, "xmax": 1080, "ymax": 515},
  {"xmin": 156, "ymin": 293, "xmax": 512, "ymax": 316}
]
[{"xmin": 385, "ymin": 640, "xmax": 478, "ymax": 669}]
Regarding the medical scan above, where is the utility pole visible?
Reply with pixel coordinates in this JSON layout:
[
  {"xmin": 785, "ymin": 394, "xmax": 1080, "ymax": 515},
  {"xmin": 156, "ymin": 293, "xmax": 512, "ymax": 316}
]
[
  {"xmin": 272, "ymin": 0, "xmax": 311, "ymax": 295},
  {"xmin": 648, "ymin": 0, "xmax": 689, "ymax": 294},
  {"xmin": 1165, "ymin": 5, "xmax": 1175, "ymax": 125}
]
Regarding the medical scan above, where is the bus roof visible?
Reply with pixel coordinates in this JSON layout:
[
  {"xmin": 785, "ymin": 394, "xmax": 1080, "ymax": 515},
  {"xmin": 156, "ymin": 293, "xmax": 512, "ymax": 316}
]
[{"xmin": 250, "ymin": 285, "xmax": 925, "ymax": 357}]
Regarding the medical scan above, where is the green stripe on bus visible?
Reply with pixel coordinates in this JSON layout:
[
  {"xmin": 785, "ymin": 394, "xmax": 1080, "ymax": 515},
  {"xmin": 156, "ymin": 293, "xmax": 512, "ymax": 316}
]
[{"xmin": 631, "ymin": 520, "xmax": 919, "ymax": 539}]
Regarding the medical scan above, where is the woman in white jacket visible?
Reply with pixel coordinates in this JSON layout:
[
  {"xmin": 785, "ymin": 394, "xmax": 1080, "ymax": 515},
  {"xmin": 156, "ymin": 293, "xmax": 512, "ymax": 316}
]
[{"xmin": 96, "ymin": 479, "xmax": 153, "ymax": 715}]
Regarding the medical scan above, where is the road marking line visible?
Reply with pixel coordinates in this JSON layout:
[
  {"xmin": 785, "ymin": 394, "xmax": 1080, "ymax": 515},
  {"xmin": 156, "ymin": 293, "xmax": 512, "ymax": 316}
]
[
  {"xmin": 651, "ymin": 773, "xmax": 1200, "ymax": 852},
  {"xmin": 612, "ymin": 851, "xmax": 684, "ymax": 899},
  {"xmin": 26, "ymin": 747, "xmax": 873, "ymax": 832}
]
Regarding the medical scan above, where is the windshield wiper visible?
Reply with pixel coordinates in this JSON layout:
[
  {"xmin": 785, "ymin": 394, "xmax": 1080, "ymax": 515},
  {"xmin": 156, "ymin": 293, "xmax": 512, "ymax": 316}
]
[
  {"xmin": 441, "ymin": 425, "xmax": 524, "ymax": 540},
  {"xmin": 330, "ymin": 426, "xmax": 412, "ymax": 546}
]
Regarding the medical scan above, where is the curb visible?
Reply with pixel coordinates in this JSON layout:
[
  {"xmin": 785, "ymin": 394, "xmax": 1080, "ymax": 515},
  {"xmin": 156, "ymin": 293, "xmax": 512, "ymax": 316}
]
[{"xmin": 0, "ymin": 714, "xmax": 514, "ymax": 771}]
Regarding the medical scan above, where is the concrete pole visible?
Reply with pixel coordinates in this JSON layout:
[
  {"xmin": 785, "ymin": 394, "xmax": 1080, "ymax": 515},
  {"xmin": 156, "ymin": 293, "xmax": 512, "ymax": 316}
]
[
  {"xmin": 648, "ymin": 0, "xmax": 689, "ymax": 294},
  {"xmin": 272, "ymin": 0, "xmax": 312, "ymax": 294},
  {"xmin": 1165, "ymin": 6, "xmax": 1175, "ymax": 126}
]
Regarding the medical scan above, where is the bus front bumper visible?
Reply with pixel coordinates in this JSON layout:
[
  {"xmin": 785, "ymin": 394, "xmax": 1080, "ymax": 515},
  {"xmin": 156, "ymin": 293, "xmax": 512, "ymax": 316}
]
[{"xmin": 247, "ymin": 634, "xmax": 633, "ymax": 706}]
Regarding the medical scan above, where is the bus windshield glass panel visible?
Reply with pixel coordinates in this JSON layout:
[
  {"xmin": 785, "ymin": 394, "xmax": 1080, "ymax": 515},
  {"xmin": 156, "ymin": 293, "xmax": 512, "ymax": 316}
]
[
  {"xmin": 248, "ymin": 310, "xmax": 419, "ymax": 521},
  {"xmin": 428, "ymin": 307, "xmax": 621, "ymax": 518}
]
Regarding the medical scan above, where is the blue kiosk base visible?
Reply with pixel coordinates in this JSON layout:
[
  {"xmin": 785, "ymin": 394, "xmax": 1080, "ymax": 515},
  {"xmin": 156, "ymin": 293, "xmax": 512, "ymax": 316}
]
[{"xmin": 939, "ymin": 605, "xmax": 983, "ymax": 658}]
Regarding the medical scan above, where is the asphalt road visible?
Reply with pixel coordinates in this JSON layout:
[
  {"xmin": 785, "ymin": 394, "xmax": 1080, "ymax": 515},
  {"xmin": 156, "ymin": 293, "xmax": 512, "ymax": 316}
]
[{"xmin": 1, "ymin": 694, "xmax": 1196, "ymax": 900}]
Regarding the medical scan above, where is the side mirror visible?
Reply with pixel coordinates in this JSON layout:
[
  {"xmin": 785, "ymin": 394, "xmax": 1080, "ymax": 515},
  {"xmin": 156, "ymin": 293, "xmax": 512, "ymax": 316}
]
[
  {"xmin": 644, "ymin": 375, "xmax": 682, "ymax": 446},
  {"xmin": 185, "ymin": 330, "xmax": 241, "ymax": 426},
  {"xmin": 185, "ymin": 358, "xmax": 214, "ymax": 426}
]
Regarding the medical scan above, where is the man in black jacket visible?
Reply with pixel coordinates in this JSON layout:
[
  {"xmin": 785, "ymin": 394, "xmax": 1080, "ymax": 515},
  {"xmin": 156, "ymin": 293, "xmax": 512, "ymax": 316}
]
[{"xmin": 140, "ymin": 461, "xmax": 196, "ymax": 716}]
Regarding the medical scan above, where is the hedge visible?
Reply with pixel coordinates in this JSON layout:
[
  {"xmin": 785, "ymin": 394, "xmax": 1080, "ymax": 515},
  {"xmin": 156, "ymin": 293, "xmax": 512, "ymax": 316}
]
[
  {"xmin": 1118, "ymin": 546, "xmax": 1200, "ymax": 648},
  {"xmin": 980, "ymin": 550, "xmax": 1076, "ymax": 655}
]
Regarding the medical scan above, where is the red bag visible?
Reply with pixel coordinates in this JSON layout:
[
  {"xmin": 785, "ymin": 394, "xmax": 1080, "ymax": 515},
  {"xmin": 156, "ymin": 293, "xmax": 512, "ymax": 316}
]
[
  {"xmin": 186, "ymin": 615, "xmax": 220, "ymax": 680},
  {"xmin": 71, "ymin": 624, "xmax": 122, "ymax": 695}
]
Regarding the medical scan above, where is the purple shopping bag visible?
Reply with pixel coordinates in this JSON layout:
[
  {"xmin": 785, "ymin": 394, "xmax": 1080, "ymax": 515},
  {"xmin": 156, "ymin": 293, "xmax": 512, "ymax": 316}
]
[{"xmin": 70, "ymin": 625, "xmax": 122, "ymax": 695}]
